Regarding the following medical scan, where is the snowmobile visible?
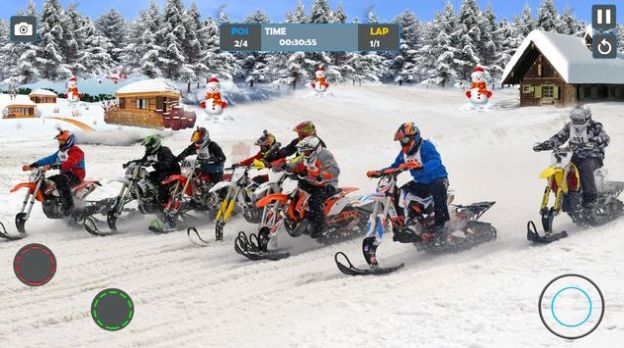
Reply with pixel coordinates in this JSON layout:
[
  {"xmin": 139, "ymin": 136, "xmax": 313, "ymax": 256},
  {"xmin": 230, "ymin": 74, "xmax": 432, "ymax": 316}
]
[
  {"xmin": 335, "ymin": 163, "xmax": 497, "ymax": 276},
  {"xmin": 234, "ymin": 169, "xmax": 368, "ymax": 261},
  {"xmin": 1, "ymin": 167, "xmax": 107, "ymax": 240},
  {"xmin": 83, "ymin": 159, "xmax": 165, "ymax": 236},
  {"xmin": 527, "ymin": 146, "xmax": 624, "ymax": 243}
]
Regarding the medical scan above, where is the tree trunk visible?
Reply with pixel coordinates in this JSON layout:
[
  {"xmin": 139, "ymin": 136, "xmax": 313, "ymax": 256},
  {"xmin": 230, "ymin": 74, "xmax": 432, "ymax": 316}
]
[
  {"xmin": 249, "ymin": 79, "xmax": 254, "ymax": 88},
  {"xmin": 187, "ymin": 81, "xmax": 191, "ymax": 93}
]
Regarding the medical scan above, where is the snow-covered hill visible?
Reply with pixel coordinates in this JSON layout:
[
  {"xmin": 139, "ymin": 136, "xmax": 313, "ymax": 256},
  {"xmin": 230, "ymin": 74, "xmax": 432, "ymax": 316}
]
[{"xmin": 1, "ymin": 86, "xmax": 623, "ymax": 347}]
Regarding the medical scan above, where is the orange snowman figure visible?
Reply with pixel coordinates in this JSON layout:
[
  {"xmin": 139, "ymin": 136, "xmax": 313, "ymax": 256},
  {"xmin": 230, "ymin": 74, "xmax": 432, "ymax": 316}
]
[
  {"xmin": 200, "ymin": 76, "xmax": 228, "ymax": 114},
  {"xmin": 311, "ymin": 65, "xmax": 329, "ymax": 93},
  {"xmin": 65, "ymin": 76, "xmax": 81, "ymax": 103}
]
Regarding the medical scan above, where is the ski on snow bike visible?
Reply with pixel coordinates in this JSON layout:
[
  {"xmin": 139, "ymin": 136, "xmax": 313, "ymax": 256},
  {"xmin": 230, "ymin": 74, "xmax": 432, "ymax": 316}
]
[
  {"xmin": 234, "ymin": 169, "xmax": 369, "ymax": 261},
  {"xmin": 335, "ymin": 162, "xmax": 497, "ymax": 276},
  {"xmin": 2, "ymin": 167, "xmax": 107, "ymax": 240},
  {"xmin": 83, "ymin": 160, "xmax": 166, "ymax": 236},
  {"xmin": 527, "ymin": 146, "xmax": 624, "ymax": 243}
]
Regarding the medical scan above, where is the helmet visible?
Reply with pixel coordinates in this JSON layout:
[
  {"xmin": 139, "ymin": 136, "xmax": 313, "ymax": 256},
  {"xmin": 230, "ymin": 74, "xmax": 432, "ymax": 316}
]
[
  {"xmin": 255, "ymin": 130, "xmax": 276, "ymax": 152},
  {"xmin": 191, "ymin": 127, "xmax": 210, "ymax": 149},
  {"xmin": 141, "ymin": 134, "xmax": 162, "ymax": 154},
  {"xmin": 394, "ymin": 122, "xmax": 421, "ymax": 153},
  {"xmin": 296, "ymin": 136, "xmax": 321, "ymax": 159},
  {"xmin": 55, "ymin": 130, "xmax": 75, "ymax": 151},
  {"xmin": 293, "ymin": 121, "xmax": 316, "ymax": 140},
  {"xmin": 569, "ymin": 105, "xmax": 591, "ymax": 125}
]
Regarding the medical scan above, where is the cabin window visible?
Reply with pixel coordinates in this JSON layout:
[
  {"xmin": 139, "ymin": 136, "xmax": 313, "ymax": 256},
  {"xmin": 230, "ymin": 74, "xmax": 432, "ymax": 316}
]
[
  {"xmin": 135, "ymin": 98, "xmax": 147, "ymax": 109},
  {"xmin": 543, "ymin": 86, "xmax": 554, "ymax": 98},
  {"xmin": 119, "ymin": 98, "xmax": 126, "ymax": 108},
  {"xmin": 522, "ymin": 85, "xmax": 534, "ymax": 94}
]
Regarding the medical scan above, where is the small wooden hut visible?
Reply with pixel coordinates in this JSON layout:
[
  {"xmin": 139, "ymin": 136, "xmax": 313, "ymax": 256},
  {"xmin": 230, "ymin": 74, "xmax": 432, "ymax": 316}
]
[
  {"xmin": 2, "ymin": 97, "xmax": 38, "ymax": 119},
  {"xmin": 28, "ymin": 89, "xmax": 58, "ymax": 103}
]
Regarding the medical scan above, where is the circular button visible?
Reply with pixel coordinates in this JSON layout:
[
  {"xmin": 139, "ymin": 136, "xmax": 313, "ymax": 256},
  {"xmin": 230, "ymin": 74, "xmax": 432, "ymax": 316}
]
[
  {"xmin": 13, "ymin": 243, "xmax": 57, "ymax": 286},
  {"xmin": 91, "ymin": 288, "xmax": 134, "ymax": 331},
  {"xmin": 538, "ymin": 274, "xmax": 605, "ymax": 339}
]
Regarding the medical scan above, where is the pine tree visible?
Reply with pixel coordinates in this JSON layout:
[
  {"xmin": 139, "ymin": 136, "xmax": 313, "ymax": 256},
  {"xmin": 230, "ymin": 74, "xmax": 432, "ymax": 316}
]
[
  {"xmin": 455, "ymin": 0, "xmax": 482, "ymax": 81},
  {"xmin": 125, "ymin": 0, "xmax": 163, "ymax": 78},
  {"xmin": 365, "ymin": 5, "xmax": 379, "ymax": 23},
  {"xmin": 202, "ymin": 17, "xmax": 238, "ymax": 80},
  {"xmin": 536, "ymin": 0, "xmax": 557, "ymax": 32},
  {"xmin": 333, "ymin": 2, "xmax": 347, "ymax": 24},
  {"xmin": 61, "ymin": 4, "xmax": 84, "ymax": 75},
  {"xmin": 2, "ymin": 1, "xmax": 39, "ymax": 84},
  {"xmin": 0, "ymin": 19, "xmax": 10, "ymax": 82},
  {"xmin": 479, "ymin": 5, "xmax": 500, "ymax": 80},
  {"xmin": 343, "ymin": 53, "xmax": 383, "ymax": 85},
  {"xmin": 618, "ymin": 24, "xmax": 624, "ymax": 53},
  {"xmin": 96, "ymin": 9, "xmax": 126, "ymax": 63},
  {"xmin": 37, "ymin": 0, "xmax": 68, "ymax": 79},
  {"xmin": 387, "ymin": 10, "xmax": 420, "ymax": 84},
  {"xmin": 241, "ymin": 11, "xmax": 270, "ymax": 86},
  {"xmin": 181, "ymin": 2, "xmax": 209, "ymax": 91},
  {"xmin": 286, "ymin": 1, "xmax": 307, "ymax": 23},
  {"xmin": 556, "ymin": 6, "xmax": 582, "ymax": 35},
  {"xmin": 419, "ymin": 3, "xmax": 458, "ymax": 87},
  {"xmin": 515, "ymin": 3, "xmax": 536, "ymax": 39},
  {"xmin": 218, "ymin": 5, "xmax": 229, "ymax": 24},
  {"xmin": 159, "ymin": 0, "xmax": 187, "ymax": 79},
  {"xmin": 77, "ymin": 18, "xmax": 113, "ymax": 77},
  {"xmin": 496, "ymin": 19, "xmax": 521, "ymax": 71},
  {"xmin": 309, "ymin": 0, "xmax": 332, "ymax": 24}
]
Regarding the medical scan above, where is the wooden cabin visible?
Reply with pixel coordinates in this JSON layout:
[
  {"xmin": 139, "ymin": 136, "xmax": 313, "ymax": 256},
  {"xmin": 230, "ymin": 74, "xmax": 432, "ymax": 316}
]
[
  {"xmin": 2, "ymin": 97, "xmax": 38, "ymax": 119},
  {"xmin": 104, "ymin": 79, "xmax": 196, "ymax": 130},
  {"xmin": 502, "ymin": 30, "xmax": 624, "ymax": 106},
  {"xmin": 28, "ymin": 89, "xmax": 58, "ymax": 103}
]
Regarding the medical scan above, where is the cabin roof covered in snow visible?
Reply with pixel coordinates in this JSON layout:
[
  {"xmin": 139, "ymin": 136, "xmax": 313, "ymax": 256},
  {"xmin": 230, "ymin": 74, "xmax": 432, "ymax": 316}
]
[
  {"xmin": 6, "ymin": 96, "xmax": 36, "ymax": 106},
  {"xmin": 28, "ymin": 89, "xmax": 57, "ymax": 96},
  {"xmin": 501, "ymin": 30, "xmax": 624, "ymax": 84},
  {"xmin": 116, "ymin": 79, "xmax": 181, "ymax": 96}
]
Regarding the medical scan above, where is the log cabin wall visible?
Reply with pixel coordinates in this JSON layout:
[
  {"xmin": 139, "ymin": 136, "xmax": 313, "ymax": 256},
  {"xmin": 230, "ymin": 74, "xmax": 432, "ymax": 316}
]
[{"xmin": 519, "ymin": 51, "xmax": 570, "ymax": 106}]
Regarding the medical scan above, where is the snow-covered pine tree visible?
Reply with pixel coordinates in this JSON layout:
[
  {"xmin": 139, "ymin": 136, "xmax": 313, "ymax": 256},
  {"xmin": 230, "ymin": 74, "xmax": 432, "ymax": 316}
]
[
  {"xmin": 536, "ymin": 0, "xmax": 558, "ymax": 32},
  {"xmin": 182, "ymin": 2, "xmax": 209, "ymax": 91},
  {"xmin": 0, "ymin": 19, "xmax": 10, "ymax": 83},
  {"xmin": 241, "ymin": 11, "xmax": 270, "ymax": 87},
  {"xmin": 455, "ymin": 0, "xmax": 482, "ymax": 81},
  {"xmin": 514, "ymin": 3, "xmax": 536, "ymax": 39},
  {"xmin": 37, "ymin": 0, "xmax": 69, "ymax": 80},
  {"xmin": 386, "ymin": 10, "xmax": 420, "ymax": 84},
  {"xmin": 343, "ymin": 52, "xmax": 383, "ymax": 85},
  {"xmin": 276, "ymin": 51, "xmax": 308, "ymax": 90},
  {"xmin": 479, "ymin": 5, "xmax": 501, "ymax": 81},
  {"xmin": 60, "ymin": 4, "xmax": 84, "ymax": 76},
  {"xmin": 556, "ymin": 6, "xmax": 583, "ymax": 36},
  {"xmin": 130, "ymin": 0, "xmax": 163, "ymax": 78},
  {"xmin": 1, "ymin": 1, "xmax": 39, "ymax": 84},
  {"xmin": 159, "ymin": 0, "xmax": 187, "ymax": 79},
  {"xmin": 419, "ymin": 3, "xmax": 458, "ymax": 87},
  {"xmin": 218, "ymin": 5, "xmax": 229, "ymax": 24},
  {"xmin": 309, "ymin": 0, "xmax": 332, "ymax": 24},
  {"xmin": 496, "ymin": 19, "xmax": 521, "ymax": 74},
  {"xmin": 77, "ymin": 17, "xmax": 114, "ymax": 78},
  {"xmin": 333, "ymin": 2, "xmax": 347, "ymax": 24},
  {"xmin": 96, "ymin": 9, "xmax": 127, "ymax": 63},
  {"xmin": 202, "ymin": 17, "xmax": 238, "ymax": 80},
  {"xmin": 286, "ymin": 1, "xmax": 307, "ymax": 24}
]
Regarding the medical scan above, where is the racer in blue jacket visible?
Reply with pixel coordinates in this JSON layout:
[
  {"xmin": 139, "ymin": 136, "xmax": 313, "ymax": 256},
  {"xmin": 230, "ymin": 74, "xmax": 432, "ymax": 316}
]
[{"xmin": 387, "ymin": 122, "xmax": 450, "ymax": 234}]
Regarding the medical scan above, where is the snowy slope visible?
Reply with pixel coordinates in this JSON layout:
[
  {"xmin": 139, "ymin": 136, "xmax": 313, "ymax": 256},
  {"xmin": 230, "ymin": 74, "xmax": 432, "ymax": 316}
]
[{"xmin": 1, "ymin": 86, "xmax": 623, "ymax": 347}]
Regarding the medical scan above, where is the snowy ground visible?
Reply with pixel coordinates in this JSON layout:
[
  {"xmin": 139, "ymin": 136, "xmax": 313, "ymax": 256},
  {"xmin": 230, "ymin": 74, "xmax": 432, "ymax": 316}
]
[{"xmin": 1, "ymin": 85, "xmax": 623, "ymax": 347}]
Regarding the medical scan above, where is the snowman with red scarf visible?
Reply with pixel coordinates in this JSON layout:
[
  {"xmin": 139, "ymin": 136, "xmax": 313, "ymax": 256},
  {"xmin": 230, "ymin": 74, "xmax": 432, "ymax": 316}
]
[
  {"xmin": 464, "ymin": 66, "xmax": 493, "ymax": 106},
  {"xmin": 310, "ymin": 65, "xmax": 330, "ymax": 95},
  {"xmin": 65, "ymin": 76, "xmax": 82, "ymax": 104},
  {"xmin": 200, "ymin": 76, "xmax": 228, "ymax": 115}
]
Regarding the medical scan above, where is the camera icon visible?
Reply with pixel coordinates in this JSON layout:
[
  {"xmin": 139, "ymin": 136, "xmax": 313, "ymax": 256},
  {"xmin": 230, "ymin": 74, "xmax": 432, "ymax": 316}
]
[
  {"xmin": 10, "ymin": 16, "xmax": 37, "ymax": 42},
  {"xmin": 14, "ymin": 22, "xmax": 34, "ymax": 36}
]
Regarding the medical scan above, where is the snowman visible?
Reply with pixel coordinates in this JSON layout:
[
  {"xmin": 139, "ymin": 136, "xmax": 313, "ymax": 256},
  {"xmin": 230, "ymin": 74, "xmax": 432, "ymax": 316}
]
[
  {"xmin": 65, "ymin": 76, "xmax": 81, "ymax": 103},
  {"xmin": 200, "ymin": 76, "xmax": 228, "ymax": 115},
  {"xmin": 465, "ymin": 66, "xmax": 493, "ymax": 106},
  {"xmin": 311, "ymin": 66, "xmax": 330, "ymax": 94}
]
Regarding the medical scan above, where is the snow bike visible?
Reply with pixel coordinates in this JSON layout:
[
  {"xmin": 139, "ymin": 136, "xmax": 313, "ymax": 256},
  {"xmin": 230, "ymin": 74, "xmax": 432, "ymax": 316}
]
[
  {"xmin": 149, "ymin": 159, "xmax": 226, "ymax": 233},
  {"xmin": 234, "ymin": 170, "xmax": 368, "ymax": 261},
  {"xmin": 527, "ymin": 146, "xmax": 624, "ymax": 243},
  {"xmin": 335, "ymin": 162, "xmax": 497, "ymax": 276},
  {"xmin": 83, "ymin": 159, "xmax": 164, "ymax": 236},
  {"xmin": 1, "ymin": 167, "xmax": 107, "ymax": 240},
  {"xmin": 187, "ymin": 164, "xmax": 259, "ymax": 244}
]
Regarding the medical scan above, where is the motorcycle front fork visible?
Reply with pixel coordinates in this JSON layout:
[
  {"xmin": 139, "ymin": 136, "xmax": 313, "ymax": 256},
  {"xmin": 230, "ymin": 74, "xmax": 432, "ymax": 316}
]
[{"xmin": 20, "ymin": 180, "xmax": 43, "ymax": 221}]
